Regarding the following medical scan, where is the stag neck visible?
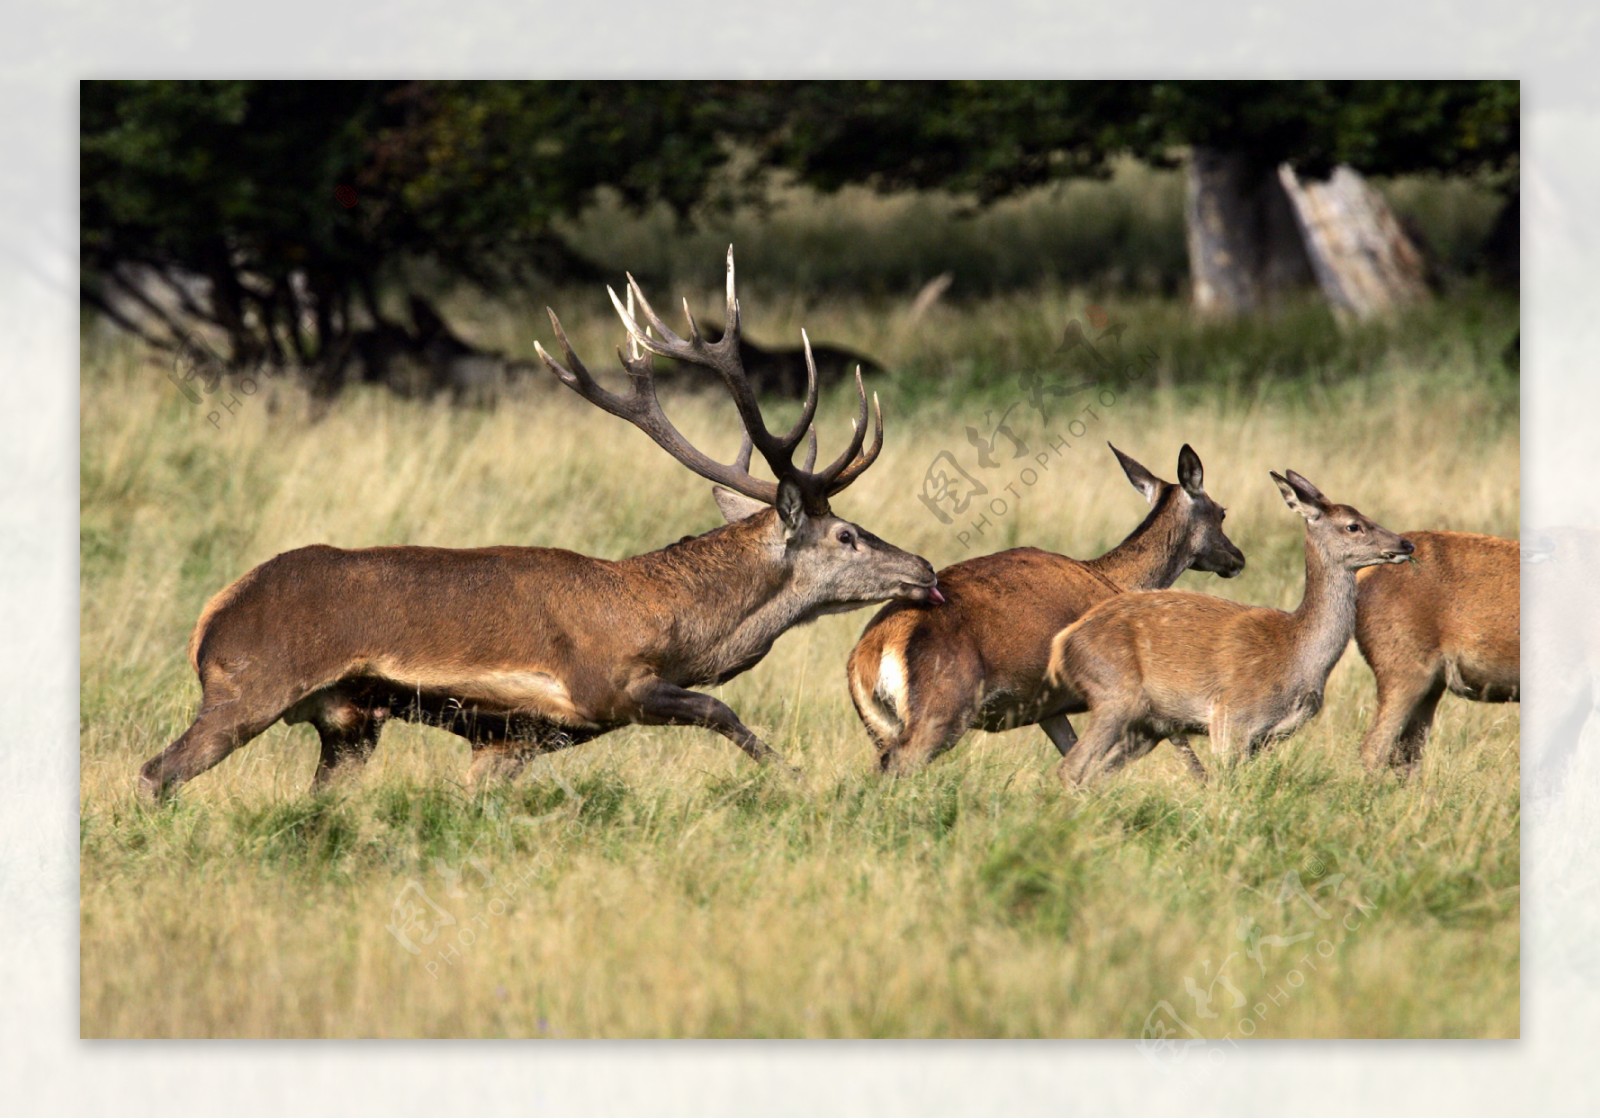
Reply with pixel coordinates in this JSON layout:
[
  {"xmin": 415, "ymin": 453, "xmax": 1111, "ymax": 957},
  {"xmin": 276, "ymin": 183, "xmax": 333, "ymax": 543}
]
[
  {"xmin": 1286, "ymin": 530, "xmax": 1360, "ymax": 685},
  {"xmin": 624, "ymin": 511, "xmax": 788, "ymax": 603},
  {"xmin": 619, "ymin": 512, "xmax": 807, "ymax": 681},
  {"xmin": 1085, "ymin": 487, "xmax": 1192, "ymax": 590}
]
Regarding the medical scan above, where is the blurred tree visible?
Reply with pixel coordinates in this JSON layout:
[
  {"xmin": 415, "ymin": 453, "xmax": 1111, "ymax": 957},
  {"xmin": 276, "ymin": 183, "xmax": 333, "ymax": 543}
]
[
  {"xmin": 81, "ymin": 80, "xmax": 760, "ymax": 384},
  {"xmin": 756, "ymin": 80, "xmax": 1519, "ymax": 317},
  {"xmin": 82, "ymin": 80, "xmax": 1518, "ymax": 388}
]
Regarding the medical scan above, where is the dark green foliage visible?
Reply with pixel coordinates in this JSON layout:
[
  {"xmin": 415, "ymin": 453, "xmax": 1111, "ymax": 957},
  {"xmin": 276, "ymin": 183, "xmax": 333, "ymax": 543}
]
[{"xmin": 81, "ymin": 81, "xmax": 1518, "ymax": 374}]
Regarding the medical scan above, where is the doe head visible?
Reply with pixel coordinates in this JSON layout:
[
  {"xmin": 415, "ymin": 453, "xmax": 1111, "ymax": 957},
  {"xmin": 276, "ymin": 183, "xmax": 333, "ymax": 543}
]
[
  {"xmin": 1271, "ymin": 469, "xmax": 1414, "ymax": 570},
  {"xmin": 1111, "ymin": 442, "xmax": 1246, "ymax": 578}
]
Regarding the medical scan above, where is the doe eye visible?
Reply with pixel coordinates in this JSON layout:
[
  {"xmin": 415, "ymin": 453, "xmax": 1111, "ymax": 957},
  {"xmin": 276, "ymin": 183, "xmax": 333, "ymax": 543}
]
[
  {"xmin": 1346, "ymin": 523, "xmax": 1362, "ymax": 533},
  {"xmin": 836, "ymin": 528, "xmax": 856, "ymax": 547}
]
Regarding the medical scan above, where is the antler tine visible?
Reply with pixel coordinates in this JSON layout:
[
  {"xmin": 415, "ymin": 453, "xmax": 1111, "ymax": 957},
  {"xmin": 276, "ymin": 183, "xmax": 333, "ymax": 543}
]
[
  {"xmin": 779, "ymin": 330, "xmax": 823, "ymax": 448},
  {"xmin": 815, "ymin": 367, "xmax": 873, "ymax": 483},
  {"xmin": 537, "ymin": 308, "xmax": 621, "ymax": 405},
  {"xmin": 608, "ymin": 254, "xmax": 808, "ymax": 485},
  {"xmin": 724, "ymin": 243, "xmax": 740, "ymax": 337},
  {"xmin": 621, "ymin": 273, "xmax": 682, "ymax": 347},
  {"xmin": 540, "ymin": 305, "xmax": 779, "ymax": 506},
  {"xmin": 823, "ymin": 381, "xmax": 885, "ymax": 497},
  {"xmin": 626, "ymin": 287, "xmax": 642, "ymax": 362},
  {"xmin": 551, "ymin": 252, "xmax": 889, "ymax": 509},
  {"xmin": 681, "ymin": 296, "xmax": 703, "ymax": 346}
]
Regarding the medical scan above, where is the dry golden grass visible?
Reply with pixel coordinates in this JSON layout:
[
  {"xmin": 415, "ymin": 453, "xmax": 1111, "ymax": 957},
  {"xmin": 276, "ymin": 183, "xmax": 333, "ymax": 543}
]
[{"xmin": 80, "ymin": 288, "xmax": 1518, "ymax": 1038}]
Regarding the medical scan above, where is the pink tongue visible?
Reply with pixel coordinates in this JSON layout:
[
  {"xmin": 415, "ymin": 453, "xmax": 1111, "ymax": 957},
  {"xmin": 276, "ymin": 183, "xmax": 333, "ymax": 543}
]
[{"xmin": 927, "ymin": 586, "xmax": 946, "ymax": 605}]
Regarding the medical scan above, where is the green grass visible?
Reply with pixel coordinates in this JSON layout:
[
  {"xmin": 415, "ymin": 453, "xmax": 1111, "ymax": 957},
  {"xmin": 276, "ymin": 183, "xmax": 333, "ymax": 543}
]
[{"xmin": 81, "ymin": 225, "xmax": 1517, "ymax": 1037}]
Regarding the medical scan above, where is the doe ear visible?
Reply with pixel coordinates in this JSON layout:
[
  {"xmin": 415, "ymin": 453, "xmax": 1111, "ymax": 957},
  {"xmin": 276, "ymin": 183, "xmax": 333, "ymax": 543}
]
[
  {"xmin": 712, "ymin": 485, "xmax": 768, "ymax": 525},
  {"xmin": 775, "ymin": 477, "xmax": 807, "ymax": 536},
  {"xmin": 1271, "ymin": 469, "xmax": 1327, "ymax": 521},
  {"xmin": 1109, "ymin": 443, "xmax": 1163, "ymax": 505},
  {"xmin": 1177, "ymin": 444, "xmax": 1204, "ymax": 496}
]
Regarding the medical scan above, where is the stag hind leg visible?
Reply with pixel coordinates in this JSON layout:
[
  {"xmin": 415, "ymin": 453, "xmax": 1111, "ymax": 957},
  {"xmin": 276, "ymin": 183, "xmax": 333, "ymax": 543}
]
[
  {"xmin": 139, "ymin": 671, "xmax": 299, "ymax": 802},
  {"xmin": 310, "ymin": 696, "xmax": 389, "ymax": 792}
]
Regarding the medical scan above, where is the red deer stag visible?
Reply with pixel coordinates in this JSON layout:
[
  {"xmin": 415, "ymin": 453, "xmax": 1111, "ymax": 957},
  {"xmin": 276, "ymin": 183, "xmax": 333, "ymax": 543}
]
[
  {"xmin": 1047, "ymin": 470, "xmax": 1413, "ymax": 786},
  {"xmin": 1354, "ymin": 531, "xmax": 1519, "ymax": 773},
  {"xmin": 848, "ymin": 444, "xmax": 1244, "ymax": 775},
  {"xmin": 138, "ymin": 250, "xmax": 940, "ymax": 802}
]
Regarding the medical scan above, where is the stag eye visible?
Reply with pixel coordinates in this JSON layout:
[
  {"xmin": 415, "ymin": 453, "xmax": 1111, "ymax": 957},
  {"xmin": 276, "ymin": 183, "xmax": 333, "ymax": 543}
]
[{"xmin": 836, "ymin": 528, "xmax": 856, "ymax": 548}]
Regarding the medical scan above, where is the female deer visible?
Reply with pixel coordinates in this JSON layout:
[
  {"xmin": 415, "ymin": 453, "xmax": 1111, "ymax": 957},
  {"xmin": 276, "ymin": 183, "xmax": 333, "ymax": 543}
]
[{"xmin": 1047, "ymin": 470, "xmax": 1413, "ymax": 785}]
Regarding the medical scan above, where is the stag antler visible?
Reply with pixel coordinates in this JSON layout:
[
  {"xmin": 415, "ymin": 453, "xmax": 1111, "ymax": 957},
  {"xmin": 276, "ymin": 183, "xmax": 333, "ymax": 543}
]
[{"xmin": 534, "ymin": 247, "xmax": 882, "ymax": 511}]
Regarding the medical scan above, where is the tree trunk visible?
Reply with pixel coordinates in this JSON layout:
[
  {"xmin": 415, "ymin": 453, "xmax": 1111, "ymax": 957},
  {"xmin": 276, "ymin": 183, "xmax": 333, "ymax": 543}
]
[
  {"xmin": 1185, "ymin": 146, "xmax": 1316, "ymax": 315},
  {"xmin": 1277, "ymin": 164, "xmax": 1430, "ymax": 319}
]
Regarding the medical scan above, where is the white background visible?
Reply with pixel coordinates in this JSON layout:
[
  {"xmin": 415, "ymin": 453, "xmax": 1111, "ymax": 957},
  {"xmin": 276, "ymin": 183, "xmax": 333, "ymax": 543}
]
[{"xmin": 4, "ymin": 6, "xmax": 1590, "ymax": 1114}]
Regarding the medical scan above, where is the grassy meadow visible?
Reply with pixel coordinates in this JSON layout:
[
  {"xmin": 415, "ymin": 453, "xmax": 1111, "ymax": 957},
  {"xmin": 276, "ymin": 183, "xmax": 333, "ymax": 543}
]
[{"xmin": 80, "ymin": 173, "xmax": 1519, "ymax": 1038}]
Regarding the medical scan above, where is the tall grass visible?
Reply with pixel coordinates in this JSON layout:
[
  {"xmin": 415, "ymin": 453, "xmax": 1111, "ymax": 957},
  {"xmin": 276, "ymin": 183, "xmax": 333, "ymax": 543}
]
[{"xmin": 80, "ymin": 271, "xmax": 1517, "ymax": 1037}]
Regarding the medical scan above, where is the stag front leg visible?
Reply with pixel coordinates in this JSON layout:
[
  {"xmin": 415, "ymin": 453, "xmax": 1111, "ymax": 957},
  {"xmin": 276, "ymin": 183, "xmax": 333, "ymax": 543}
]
[{"xmin": 627, "ymin": 677, "xmax": 796, "ymax": 771}]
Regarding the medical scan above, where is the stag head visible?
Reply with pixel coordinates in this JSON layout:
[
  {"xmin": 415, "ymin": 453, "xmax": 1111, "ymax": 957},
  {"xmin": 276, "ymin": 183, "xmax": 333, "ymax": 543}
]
[{"xmin": 535, "ymin": 247, "xmax": 943, "ymax": 607}]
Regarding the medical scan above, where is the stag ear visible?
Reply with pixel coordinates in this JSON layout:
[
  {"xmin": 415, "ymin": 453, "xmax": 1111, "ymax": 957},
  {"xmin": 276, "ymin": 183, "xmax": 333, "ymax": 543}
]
[
  {"xmin": 775, "ymin": 477, "xmax": 807, "ymax": 536},
  {"xmin": 1177, "ymin": 444, "xmax": 1204, "ymax": 496},
  {"xmin": 712, "ymin": 485, "xmax": 767, "ymax": 524},
  {"xmin": 1110, "ymin": 443, "xmax": 1162, "ymax": 505},
  {"xmin": 1272, "ymin": 470, "xmax": 1327, "ymax": 522}
]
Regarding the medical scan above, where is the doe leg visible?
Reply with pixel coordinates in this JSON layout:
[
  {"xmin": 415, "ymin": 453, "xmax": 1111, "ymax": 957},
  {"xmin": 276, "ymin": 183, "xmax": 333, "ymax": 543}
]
[
  {"xmin": 1057, "ymin": 709, "xmax": 1130, "ymax": 787},
  {"xmin": 1170, "ymin": 735, "xmax": 1209, "ymax": 783},
  {"xmin": 1039, "ymin": 714, "xmax": 1078, "ymax": 758},
  {"xmin": 1359, "ymin": 663, "xmax": 1442, "ymax": 772}
]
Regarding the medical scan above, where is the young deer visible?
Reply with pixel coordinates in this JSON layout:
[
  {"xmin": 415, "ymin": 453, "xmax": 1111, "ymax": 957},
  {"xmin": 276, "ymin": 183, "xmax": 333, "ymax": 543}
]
[
  {"xmin": 139, "ymin": 250, "xmax": 940, "ymax": 802},
  {"xmin": 1354, "ymin": 531, "xmax": 1519, "ymax": 773},
  {"xmin": 847, "ymin": 444, "xmax": 1244, "ymax": 774},
  {"xmin": 1047, "ymin": 470, "xmax": 1414, "ymax": 785}
]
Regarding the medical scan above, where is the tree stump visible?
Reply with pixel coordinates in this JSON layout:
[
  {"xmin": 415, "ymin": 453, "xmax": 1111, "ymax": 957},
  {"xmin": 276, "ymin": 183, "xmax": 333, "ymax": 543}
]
[{"xmin": 1277, "ymin": 164, "xmax": 1431, "ymax": 319}]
